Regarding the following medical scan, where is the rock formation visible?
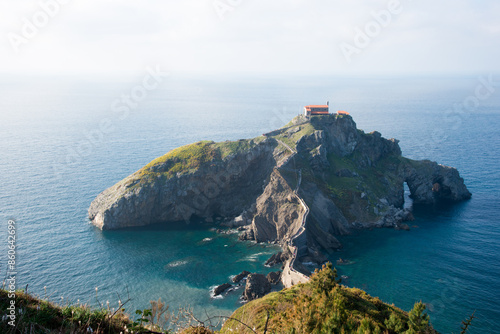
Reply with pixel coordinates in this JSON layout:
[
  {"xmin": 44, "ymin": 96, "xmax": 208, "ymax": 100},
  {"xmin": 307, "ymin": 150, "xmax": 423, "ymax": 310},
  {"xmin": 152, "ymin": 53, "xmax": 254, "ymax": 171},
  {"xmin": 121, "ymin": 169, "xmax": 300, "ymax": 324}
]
[
  {"xmin": 266, "ymin": 271, "xmax": 282, "ymax": 285},
  {"xmin": 88, "ymin": 139, "xmax": 281, "ymax": 230},
  {"xmin": 240, "ymin": 170, "xmax": 304, "ymax": 243},
  {"xmin": 232, "ymin": 271, "xmax": 250, "ymax": 283},
  {"xmin": 265, "ymin": 252, "xmax": 287, "ymax": 267},
  {"xmin": 89, "ymin": 114, "xmax": 471, "ymax": 275},
  {"xmin": 213, "ymin": 283, "xmax": 231, "ymax": 297},
  {"xmin": 242, "ymin": 273, "xmax": 271, "ymax": 301}
]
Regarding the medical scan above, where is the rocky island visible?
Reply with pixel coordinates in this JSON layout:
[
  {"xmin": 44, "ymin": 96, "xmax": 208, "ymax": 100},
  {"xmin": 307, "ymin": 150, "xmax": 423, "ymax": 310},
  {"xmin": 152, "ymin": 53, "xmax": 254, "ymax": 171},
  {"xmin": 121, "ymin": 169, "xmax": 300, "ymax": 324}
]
[{"xmin": 89, "ymin": 114, "xmax": 471, "ymax": 286}]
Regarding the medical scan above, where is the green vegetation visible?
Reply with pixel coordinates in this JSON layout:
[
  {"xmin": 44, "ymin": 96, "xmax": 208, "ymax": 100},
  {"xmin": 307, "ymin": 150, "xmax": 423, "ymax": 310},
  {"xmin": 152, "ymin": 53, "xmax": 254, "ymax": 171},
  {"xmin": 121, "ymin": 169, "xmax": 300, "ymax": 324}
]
[
  {"xmin": 3, "ymin": 272, "xmax": 474, "ymax": 333},
  {"xmin": 324, "ymin": 152, "xmax": 360, "ymax": 208},
  {"xmin": 221, "ymin": 263, "xmax": 437, "ymax": 334},
  {"xmin": 274, "ymin": 122, "xmax": 316, "ymax": 151},
  {"xmin": 295, "ymin": 146, "xmax": 404, "ymax": 222},
  {"xmin": 127, "ymin": 308, "xmax": 154, "ymax": 333},
  {"xmin": 460, "ymin": 312, "xmax": 475, "ymax": 334},
  {"xmin": 0, "ymin": 289, "xmax": 214, "ymax": 333},
  {"xmin": 0, "ymin": 289, "xmax": 130, "ymax": 334},
  {"xmin": 136, "ymin": 140, "xmax": 219, "ymax": 181},
  {"xmin": 272, "ymin": 114, "xmax": 406, "ymax": 223},
  {"xmin": 214, "ymin": 137, "xmax": 264, "ymax": 159},
  {"xmin": 130, "ymin": 138, "xmax": 264, "ymax": 187}
]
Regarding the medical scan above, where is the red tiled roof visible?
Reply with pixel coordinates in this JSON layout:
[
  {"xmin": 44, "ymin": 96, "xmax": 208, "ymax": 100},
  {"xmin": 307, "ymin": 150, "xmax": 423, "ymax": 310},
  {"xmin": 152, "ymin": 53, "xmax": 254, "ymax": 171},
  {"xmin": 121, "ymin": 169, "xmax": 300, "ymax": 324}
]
[
  {"xmin": 305, "ymin": 105, "xmax": 329, "ymax": 108},
  {"xmin": 337, "ymin": 110, "xmax": 350, "ymax": 115}
]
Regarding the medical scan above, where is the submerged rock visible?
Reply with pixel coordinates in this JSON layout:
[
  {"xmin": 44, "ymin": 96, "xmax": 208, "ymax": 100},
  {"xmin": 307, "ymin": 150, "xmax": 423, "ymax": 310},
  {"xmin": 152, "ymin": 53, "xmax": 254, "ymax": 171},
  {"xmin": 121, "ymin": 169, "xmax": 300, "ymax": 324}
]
[
  {"xmin": 213, "ymin": 283, "xmax": 232, "ymax": 297},
  {"xmin": 396, "ymin": 223, "xmax": 411, "ymax": 231},
  {"xmin": 232, "ymin": 271, "xmax": 250, "ymax": 283}
]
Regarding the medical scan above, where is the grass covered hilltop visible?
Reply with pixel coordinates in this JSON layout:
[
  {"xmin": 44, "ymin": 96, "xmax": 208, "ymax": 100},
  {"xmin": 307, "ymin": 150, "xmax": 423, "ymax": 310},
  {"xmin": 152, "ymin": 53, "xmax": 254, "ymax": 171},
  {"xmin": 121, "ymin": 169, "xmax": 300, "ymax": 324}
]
[{"xmin": 1, "ymin": 264, "xmax": 453, "ymax": 333}]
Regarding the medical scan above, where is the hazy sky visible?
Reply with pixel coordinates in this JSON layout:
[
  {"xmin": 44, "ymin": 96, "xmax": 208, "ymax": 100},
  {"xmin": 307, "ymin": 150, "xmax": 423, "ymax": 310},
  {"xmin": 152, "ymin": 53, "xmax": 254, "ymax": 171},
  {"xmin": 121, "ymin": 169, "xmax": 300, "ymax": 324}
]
[{"xmin": 1, "ymin": 0, "xmax": 499, "ymax": 76}]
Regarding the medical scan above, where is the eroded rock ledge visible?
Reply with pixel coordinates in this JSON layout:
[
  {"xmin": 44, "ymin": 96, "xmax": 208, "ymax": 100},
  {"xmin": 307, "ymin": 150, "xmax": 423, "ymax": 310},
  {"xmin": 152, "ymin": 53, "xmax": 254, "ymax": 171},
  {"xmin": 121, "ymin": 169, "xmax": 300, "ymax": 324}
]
[{"xmin": 89, "ymin": 114, "xmax": 471, "ymax": 265}]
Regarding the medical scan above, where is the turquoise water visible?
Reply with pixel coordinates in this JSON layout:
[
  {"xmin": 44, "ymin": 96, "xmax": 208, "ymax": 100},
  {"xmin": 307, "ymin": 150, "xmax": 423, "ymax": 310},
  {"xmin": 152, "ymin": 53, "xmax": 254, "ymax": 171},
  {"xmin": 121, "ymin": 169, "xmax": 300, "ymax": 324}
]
[{"xmin": 0, "ymin": 75, "xmax": 499, "ymax": 332}]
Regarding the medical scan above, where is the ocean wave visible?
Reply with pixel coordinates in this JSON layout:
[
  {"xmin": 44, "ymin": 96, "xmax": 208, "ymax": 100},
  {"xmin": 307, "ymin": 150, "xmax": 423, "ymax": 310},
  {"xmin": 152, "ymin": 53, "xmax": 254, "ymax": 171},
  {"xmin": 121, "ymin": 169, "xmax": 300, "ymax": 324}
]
[
  {"xmin": 209, "ymin": 285, "xmax": 233, "ymax": 299},
  {"xmin": 236, "ymin": 255, "xmax": 257, "ymax": 262},
  {"xmin": 166, "ymin": 260, "xmax": 188, "ymax": 268}
]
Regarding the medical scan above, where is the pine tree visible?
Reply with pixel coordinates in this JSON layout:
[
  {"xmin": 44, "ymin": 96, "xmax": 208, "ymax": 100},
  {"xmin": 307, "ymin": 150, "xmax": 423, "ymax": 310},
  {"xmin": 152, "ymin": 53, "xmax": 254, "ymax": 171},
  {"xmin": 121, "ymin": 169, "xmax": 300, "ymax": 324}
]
[
  {"xmin": 385, "ymin": 312, "xmax": 405, "ymax": 333},
  {"xmin": 310, "ymin": 262, "xmax": 341, "ymax": 296},
  {"xmin": 406, "ymin": 302, "xmax": 430, "ymax": 333},
  {"xmin": 460, "ymin": 311, "xmax": 475, "ymax": 334}
]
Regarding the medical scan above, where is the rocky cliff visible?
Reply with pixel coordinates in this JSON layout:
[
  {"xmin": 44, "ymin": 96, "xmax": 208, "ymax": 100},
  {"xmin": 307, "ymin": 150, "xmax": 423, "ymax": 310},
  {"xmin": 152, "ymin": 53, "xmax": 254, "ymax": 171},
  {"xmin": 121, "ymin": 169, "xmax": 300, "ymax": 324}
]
[
  {"xmin": 240, "ymin": 169, "xmax": 305, "ymax": 243},
  {"xmin": 89, "ymin": 138, "xmax": 286, "ymax": 229},
  {"xmin": 89, "ymin": 114, "xmax": 471, "ymax": 259}
]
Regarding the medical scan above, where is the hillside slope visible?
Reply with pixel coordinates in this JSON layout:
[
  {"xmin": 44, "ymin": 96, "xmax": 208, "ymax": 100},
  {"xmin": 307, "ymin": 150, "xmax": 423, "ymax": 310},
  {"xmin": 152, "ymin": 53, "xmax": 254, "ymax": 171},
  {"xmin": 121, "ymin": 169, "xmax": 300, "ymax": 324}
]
[{"xmin": 221, "ymin": 263, "xmax": 438, "ymax": 334}]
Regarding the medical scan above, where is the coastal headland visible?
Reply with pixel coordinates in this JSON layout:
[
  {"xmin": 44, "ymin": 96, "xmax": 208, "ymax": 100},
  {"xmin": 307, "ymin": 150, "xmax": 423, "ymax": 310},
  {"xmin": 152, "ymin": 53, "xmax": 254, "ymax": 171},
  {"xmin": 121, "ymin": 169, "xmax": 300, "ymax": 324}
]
[{"xmin": 89, "ymin": 114, "xmax": 471, "ymax": 287}]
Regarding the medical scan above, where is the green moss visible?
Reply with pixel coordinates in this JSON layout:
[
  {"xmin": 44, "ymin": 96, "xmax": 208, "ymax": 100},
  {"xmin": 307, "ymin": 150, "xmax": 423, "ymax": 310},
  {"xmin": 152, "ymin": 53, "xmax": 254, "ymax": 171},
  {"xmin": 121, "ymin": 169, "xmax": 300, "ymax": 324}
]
[
  {"xmin": 143, "ymin": 140, "xmax": 217, "ymax": 173},
  {"xmin": 321, "ymin": 153, "xmax": 360, "ymax": 219}
]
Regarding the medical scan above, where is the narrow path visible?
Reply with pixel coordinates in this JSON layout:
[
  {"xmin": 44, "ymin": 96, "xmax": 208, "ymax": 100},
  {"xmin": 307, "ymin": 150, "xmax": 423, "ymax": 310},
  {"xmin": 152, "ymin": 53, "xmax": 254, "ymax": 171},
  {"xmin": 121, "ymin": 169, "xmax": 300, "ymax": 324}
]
[
  {"xmin": 275, "ymin": 138, "xmax": 296, "ymax": 155},
  {"xmin": 286, "ymin": 189, "xmax": 310, "ymax": 285},
  {"xmin": 261, "ymin": 118, "xmax": 309, "ymax": 138},
  {"xmin": 275, "ymin": 139, "xmax": 296, "ymax": 168},
  {"xmin": 262, "ymin": 135, "xmax": 310, "ymax": 286},
  {"xmin": 273, "ymin": 139, "xmax": 310, "ymax": 286}
]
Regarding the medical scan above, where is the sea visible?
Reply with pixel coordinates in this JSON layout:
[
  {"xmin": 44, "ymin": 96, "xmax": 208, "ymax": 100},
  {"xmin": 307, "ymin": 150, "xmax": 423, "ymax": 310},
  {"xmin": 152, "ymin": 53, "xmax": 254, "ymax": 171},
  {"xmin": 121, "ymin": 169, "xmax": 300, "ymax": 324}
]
[{"xmin": 0, "ymin": 73, "xmax": 499, "ymax": 333}]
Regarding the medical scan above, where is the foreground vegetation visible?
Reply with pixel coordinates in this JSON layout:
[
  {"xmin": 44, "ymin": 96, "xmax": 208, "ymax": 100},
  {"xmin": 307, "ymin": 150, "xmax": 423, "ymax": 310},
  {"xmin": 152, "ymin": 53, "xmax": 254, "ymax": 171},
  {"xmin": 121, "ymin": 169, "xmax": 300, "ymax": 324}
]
[
  {"xmin": 1, "ymin": 264, "xmax": 477, "ymax": 333},
  {"xmin": 0, "ymin": 288, "xmax": 129, "ymax": 333},
  {"xmin": 0, "ymin": 266, "xmax": 436, "ymax": 334},
  {"xmin": 0, "ymin": 288, "xmax": 212, "ymax": 334},
  {"xmin": 221, "ymin": 263, "xmax": 437, "ymax": 334}
]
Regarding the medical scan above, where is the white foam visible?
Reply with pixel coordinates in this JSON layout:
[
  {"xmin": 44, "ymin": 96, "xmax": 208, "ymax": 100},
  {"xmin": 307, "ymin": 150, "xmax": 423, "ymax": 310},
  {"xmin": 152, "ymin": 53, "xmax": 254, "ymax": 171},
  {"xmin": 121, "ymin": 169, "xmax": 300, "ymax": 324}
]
[
  {"xmin": 167, "ymin": 260, "xmax": 188, "ymax": 268},
  {"xmin": 209, "ymin": 285, "xmax": 226, "ymax": 299}
]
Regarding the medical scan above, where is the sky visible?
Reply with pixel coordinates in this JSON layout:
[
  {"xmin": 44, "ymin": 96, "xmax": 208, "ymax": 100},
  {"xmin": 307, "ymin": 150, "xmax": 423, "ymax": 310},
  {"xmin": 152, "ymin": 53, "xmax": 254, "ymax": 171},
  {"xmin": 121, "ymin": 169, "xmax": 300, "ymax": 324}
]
[{"xmin": 1, "ymin": 0, "xmax": 500, "ymax": 76}]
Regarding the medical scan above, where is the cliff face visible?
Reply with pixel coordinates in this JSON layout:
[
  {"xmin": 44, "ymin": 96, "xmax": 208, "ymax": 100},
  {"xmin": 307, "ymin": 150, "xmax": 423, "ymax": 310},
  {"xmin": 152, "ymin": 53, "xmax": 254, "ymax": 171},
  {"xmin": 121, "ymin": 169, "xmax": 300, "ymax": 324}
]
[
  {"xmin": 89, "ymin": 114, "xmax": 471, "ymax": 257},
  {"xmin": 243, "ymin": 170, "xmax": 305, "ymax": 243},
  {"xmin": 88, "ymin": 138, "xmax": 285, "ymax": 229},
  {"xmin": 403, "ymin": 159, "xmax": 473, "ymax": 204},
  {"xmin": 278, "ymin": 115, "xmax": 470, "ymax": 235}
]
